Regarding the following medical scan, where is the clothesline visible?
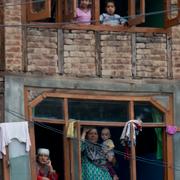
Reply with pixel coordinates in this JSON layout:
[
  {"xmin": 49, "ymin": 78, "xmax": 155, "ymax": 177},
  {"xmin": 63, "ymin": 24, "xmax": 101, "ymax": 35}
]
[
  {"xmin": 0, "ymin": 119, "xmax": 178, "ymax": 171},
  {"xmin": 1, "ymin": 108, "xmax": 180, "ymax": 171}
]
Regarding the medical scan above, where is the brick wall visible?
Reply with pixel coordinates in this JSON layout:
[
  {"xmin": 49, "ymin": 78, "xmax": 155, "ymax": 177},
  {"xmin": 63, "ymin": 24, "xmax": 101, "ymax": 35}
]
[
  {"xmin": 4, "ymin": 0, "xmax": 23, "ymax": 71},
  {"xmin": 172, "ymin": 25, "xmax": 180, "ymax": 79},
  {"xmin": 100, "ymin": 32, "xmax": 132, "ymax": 78},
  {"xmin": 27, "ymin": 28, "xmax": 58, "ymax": 74},
  {"xmin": 136, "ymin": 33, "xmax": 167, "ymax": 78},
  {"xmin": 26, "ymin": 29, "xmax": 169, "ymax": 79},
  {"xmin": 64, "ymin": 30, "xmax": 96, "ymax": 77},
  {"xmin": 2, "ymin": 0, "xmax": 179, "ymax": 80}
]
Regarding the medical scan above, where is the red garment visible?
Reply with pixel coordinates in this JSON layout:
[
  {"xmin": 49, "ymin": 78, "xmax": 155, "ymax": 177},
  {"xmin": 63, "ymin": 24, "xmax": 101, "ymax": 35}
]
[
  {"xmin": 37, "ymin": 164, "xmax": 58, "ymax": 180},
  {"xmin": 37, "ymin": 173, "xmax": 58, "ymax": 180}
]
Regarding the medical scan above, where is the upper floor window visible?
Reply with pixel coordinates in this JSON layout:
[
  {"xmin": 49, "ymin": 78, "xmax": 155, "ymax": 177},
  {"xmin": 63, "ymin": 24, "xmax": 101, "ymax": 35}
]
[{"xmin": 26, "ymin": 0, "xmax": 180, "ymax": 29}]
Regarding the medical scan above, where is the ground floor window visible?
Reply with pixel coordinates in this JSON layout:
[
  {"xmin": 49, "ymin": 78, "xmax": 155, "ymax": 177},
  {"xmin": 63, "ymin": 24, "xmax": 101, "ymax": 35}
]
[{"xmin": 26, "ymin": 89, "xmax": 173, "ymax": 180}]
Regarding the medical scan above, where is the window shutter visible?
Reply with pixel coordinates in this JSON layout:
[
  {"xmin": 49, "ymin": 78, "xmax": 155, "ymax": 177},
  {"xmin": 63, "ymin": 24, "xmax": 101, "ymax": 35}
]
[
  {"xmin": 128, "ymin": 0, "xmax": 145, "ymax": 26},
  {"xmin": 63, "ymin": 0, "xmax": 77, "ymax": 22},
  {"xmin": 27, "ymin": 0, "xmax": 51, "ymax": 21},
  {"xmin": 164, "ymin": 0, "xmax": 180, "ymax": 27}
]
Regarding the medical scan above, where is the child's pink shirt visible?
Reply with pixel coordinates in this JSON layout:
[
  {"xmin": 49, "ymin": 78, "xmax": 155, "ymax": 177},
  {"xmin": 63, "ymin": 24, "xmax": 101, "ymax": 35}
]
[{"xmin": 76, "ymin": 8, "xmax": 91, "ymax": 24}]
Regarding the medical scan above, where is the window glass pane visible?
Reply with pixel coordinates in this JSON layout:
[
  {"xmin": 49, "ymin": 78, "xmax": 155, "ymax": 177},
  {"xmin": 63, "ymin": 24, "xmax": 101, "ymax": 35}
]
[
  {"xmin": 68, "ymin": 99, "xmax": 129, "ymax": 122},
  {"xmin": 33, "ymin": 97, "xmax": 64, "ymax": 119},
  {"xmin": 134, "ymin": 102, "xmax": 164, "ymax": 123},
  {"xmin": 32, "ymin": 0, "xmax": 45, "ymax": 13},
  {"xmin": 136, "ymin": 128, "xmax": 163, "ymax": 180}
]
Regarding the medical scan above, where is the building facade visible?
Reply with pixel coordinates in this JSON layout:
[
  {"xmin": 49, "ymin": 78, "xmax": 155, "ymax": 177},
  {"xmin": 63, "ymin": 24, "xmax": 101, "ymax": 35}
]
[{"xmin": 1, "ymin": 0, "xmax": 180, "ymax": 180}]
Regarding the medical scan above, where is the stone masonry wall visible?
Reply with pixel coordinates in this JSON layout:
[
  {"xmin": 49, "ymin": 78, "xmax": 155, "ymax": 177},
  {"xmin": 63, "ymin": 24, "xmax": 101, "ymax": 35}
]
[{"xmin": 4, "ymin": 0, "xmax": 23, "ymax": 71}]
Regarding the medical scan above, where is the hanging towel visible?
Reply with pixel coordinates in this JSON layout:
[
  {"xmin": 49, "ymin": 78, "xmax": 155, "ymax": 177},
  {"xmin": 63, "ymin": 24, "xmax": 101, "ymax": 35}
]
[
  {"xmin": 120, "ymin": 119, "xmax": 142, "ymax": 146},
  {"xmin": 0, "ymin": 121, "xmax": 31, "ymax": 158},
  {"xmin": 66, "ymin": 120, "xmax": 76, "ymax": 138}
]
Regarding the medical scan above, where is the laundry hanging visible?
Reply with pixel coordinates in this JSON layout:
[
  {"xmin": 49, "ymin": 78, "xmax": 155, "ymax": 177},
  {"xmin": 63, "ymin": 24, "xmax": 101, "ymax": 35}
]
[
  {"xmin": 120, "ymin": 119, "xmax": 142, "ymax": 146},
  {"xmin": 0, "ymin": 121, "xmax": 31, "ymax": 158}
]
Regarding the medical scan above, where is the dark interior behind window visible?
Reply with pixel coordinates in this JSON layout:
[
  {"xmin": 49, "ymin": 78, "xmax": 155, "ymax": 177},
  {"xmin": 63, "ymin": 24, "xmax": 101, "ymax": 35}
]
[
  {"xmin": 139, "ymin": 0, "xmax": 164, "ymax": 27},
  {"xmin": 68, "ymin": 99, "xmax": 129, "ymax": 122},
  {"xmin": 134, "ymin": 102, "xmax": 164, "ymax": 123},
  {"xmin": 33, "ymin": 97, "xmax": 64, "ymax": 119}
]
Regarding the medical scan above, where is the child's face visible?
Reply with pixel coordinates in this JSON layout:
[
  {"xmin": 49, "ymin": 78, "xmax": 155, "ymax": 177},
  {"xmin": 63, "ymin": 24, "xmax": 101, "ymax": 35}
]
[
  {"xmin": 106, "ymin": 2, "xmax": 116, "ymax": 15},
  {"xmin": 80, "ymin": 0, "xmax": 90, "ymax": 9},
  {"xmin": 101, "ymin": 129, "xmax": 110, "ymax": 141}
]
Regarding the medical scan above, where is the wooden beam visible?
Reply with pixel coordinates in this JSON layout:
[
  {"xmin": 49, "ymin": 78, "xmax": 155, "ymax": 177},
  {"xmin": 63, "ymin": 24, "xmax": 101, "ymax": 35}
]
[
  {"xmin": 95, "ymin": 31, "xmax": 102, "ymax": 77},
  {"xmin": 29, "ymin": 95, "xmax": 44, "ymax": 108},
  {"xmin": 57, "ymin": 29, "xmax": 64, "ymax": 75},
  {"xmin": 92, "ymin": 0, "xmax": 100, "ymax": 25},
  {"xmin": 130, "ymin": 122, "xmax": 137, "ymax": 180},
  {"xmin": 32, "ymin": 118, "xmax": 65, "ymax": 124},
  {"xmin": 129, "ymin": 101, "xmax": 136, "ymax": 180},
  {"xmin": 44, "ymin": 92, "xmax": 151, "ymax": 101},
  {"xmin": 2, "ymin": 148, "xmax": 10, "ymax": 180},
  {"xmin": 63, "ymin": 98, "xmax": 71, "ymax": 180},
  {"xmin": 166, "ymin": 95, "xmax": 174, "ymax": 180},
  {"xmin": 150, "ymin": 98, "xmax": 168, "ymax": 113}
]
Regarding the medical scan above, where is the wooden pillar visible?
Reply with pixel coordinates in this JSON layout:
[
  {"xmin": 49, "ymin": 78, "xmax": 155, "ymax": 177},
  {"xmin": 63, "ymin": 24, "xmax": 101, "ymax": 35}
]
[{"xmin": 130, "ymin": 122, "xmax": 137, "ymax": 180}]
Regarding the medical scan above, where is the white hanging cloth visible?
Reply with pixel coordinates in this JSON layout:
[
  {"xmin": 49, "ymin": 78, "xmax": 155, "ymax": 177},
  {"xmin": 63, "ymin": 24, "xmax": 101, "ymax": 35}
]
[
  {"xmin": 120, "ymin": 119, "xmax": 142, "ymax": 146},
  {"xmin": 0, "ymin": 121, "xmax": 31, "ymax": 158}
]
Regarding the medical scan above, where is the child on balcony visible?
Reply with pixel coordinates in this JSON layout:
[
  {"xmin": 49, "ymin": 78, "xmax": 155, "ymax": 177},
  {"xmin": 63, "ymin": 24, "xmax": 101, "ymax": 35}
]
[
  {"xmin": 75, "ymin": 0, "xmax": 91, "ymax": 25},
  {"xmin": 100, "ymin": 0, "xmax": 127, "ymax": 26},
  {"xmin": 101, "ymin": 128, "xmax": 119, "ymax": 180}
]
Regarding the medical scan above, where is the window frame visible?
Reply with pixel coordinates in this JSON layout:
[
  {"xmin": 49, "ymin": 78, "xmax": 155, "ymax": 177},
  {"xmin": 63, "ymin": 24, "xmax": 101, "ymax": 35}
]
[
  {"xmin": 164, "ymin": 0, "xmax": 180, "ymax": 27},
  {"xmin": 26, "ymin": 89, "xmax": 174, "ymax": 180},
  {"xmin": 128, "ymin": 0, "xmax": 145, "ymax": 26},
  {"xmin": 26, "ymin": 0, "xmax": 147, "ymax": 29},
  {"xmin": 26, "ymin": 0, "xmax": 180, "ymax": 30},
  {"xmin": 27, "ymin": 0, "xmax": 51, "ymax": 21}
]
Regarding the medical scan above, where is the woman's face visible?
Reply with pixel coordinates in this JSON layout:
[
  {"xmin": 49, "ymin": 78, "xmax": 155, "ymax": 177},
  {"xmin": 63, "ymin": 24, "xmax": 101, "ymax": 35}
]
[
  {"xmin": 38, "ymin": 154, "xmax": 49, "ymax": 165},
  {"xmin": 87, "ymin": 129, "xmax": 98, "ymax": 143}
]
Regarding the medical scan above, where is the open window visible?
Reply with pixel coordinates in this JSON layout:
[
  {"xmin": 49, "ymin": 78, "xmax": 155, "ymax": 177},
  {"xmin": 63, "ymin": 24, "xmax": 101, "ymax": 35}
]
[
  {"xmin": 164, "ymin": 0, "xmax": 180, "ymax": 27},
  {"xmin": 27, "ymin": 90, "xmax": 173, "ymax": 180},
  {"xmin": 63, "ymin": 0, "xmax": 77, "ymax": 22},
  {"xmin": 27, "ymin": 0, "xmax": 51, "ymax": 21},
  {"xmin": 26, "ymin": 0, "xmax": 180, "ymax": 28},
  {"xmin": 128, "ymin": 0, "xmax": 145, "ymax": 26},
  {"xmin": 34, "ymin": 123, "xmax": 64, "ymax": 179}
]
